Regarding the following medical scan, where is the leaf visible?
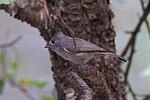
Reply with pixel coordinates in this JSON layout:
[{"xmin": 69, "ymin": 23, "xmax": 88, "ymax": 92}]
[
  {"xmin": 0, "ymin": 0, "xmax": 14, "ymax": 5},
  {"xmin": 6, "ymin": 70, "xmax": 15, "ymax": 80},
  {"xmin": 42, "ymin": 95, "xmax": 53, "ymax": 100},
  {"xmin": 33, "ymin": 81, "xmax": 47, "ymax": 88},
  {"xmin": 146, "ymin": 65, "xmax": 150, "ymax": 68},
  {"xmin": 146, "ymin": 75, "xmax": 150, "ymax": 79},
  {"xmin": 18, "ymin": 78, "xmax": 47, "ymax": 88},
  {"xmin": 11, "ymin": 62, "xmax": 19, "ymax": 69},
  {"xmin": 0, "ymin": 54, "xmax": 5, "ymax": 64},
  {"xmin": 0, "ymin": 79, "xmax": 4, "ymax": 94},
  {"xmin": 18, "ymin": 78, "xmax": 33, "ymax": 87}
]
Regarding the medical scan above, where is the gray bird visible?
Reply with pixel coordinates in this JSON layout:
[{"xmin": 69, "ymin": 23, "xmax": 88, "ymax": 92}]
[{"xmin": 45, "ymin": 31, "xmax": 126, "ymax": 64}]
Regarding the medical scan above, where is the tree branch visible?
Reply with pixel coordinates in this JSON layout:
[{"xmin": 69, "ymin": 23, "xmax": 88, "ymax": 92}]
[
  {"xmin": 128, "ymin": 81, "xmax": 137, "ymax": 100},
  {"xmin": 66, "ymin": 72, "xmax": 93, "ymax": 100},
  {"xmin": 0, "ymin": 0, "xmax": 126, "ymax": 99},
  {"xmin": 124, "ymin": 37, "xmax": 136, "ymax": 84},
  {"xmin": 0, "ymin": 0, "xmax": 51, "ymax": 41},
  {"xmin": 8, "ymin": 79, "xmax": 36, "ymax": 100},
  {"xmin": 0, "ymin": 50, "xmax": 36, "ymax": 100},
  {"xmin": 140, "ymin": 0, "xmax": 150, "ymax": 38},
  {"xmin": 119, "ymin": 1, "xmax": 150, "ymax": 100},
  {"xmin": 0, "ymin": 35, "xmax": 21, "ymax": 48},
  {"xmin": 121, "ymin": 1, "xmax": 150, "ymax": 57}
]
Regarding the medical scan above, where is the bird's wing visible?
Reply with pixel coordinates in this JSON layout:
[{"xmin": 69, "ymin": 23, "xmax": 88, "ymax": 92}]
[
  {"xmin": 64, "ymin": 37, "xmax": 108, "ymax": 53},
  {"xmin": 76, "ymin": 38, "xmax": 108, "ymax": 52},
  {"xmin": 63, "ymin": 37, "xmax": 126, "ymax": 62}
]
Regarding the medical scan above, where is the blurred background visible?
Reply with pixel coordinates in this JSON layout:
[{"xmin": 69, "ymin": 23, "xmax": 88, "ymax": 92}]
[{"xmin": 0, "ymin": 0, "xmax": 150, "ymax": 100}]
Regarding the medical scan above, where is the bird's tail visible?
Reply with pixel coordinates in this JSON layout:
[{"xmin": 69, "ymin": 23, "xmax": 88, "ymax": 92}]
[
  {"xmin": 77, "ymin": 50, "xmax": 126, "ymax": 62},
  {"xmin": 101, "ymin": 52, "xmax": 126, "ymax": 62}
]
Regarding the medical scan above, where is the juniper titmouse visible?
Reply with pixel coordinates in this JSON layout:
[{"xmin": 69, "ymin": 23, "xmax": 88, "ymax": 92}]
[{"xmin": 45, "ymin": 31, "xmax": 126, "ymax": 64}]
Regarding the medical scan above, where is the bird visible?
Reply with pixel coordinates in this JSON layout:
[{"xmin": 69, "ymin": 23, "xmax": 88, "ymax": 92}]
[{"xmin": 45, "ymin": 31, "xmax": 126, "ymax": 64}]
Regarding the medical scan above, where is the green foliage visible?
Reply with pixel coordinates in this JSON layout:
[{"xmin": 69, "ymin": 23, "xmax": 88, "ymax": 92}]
[
  {"xmin": 146, "ymin": 75, "xmax": 150, "ymax": 79},
  {"xmin": 19, "ymin": 78, "xmax": 47, "ymax": 88},
  {"xmin": 0, "ymin": 53, "xmax": 5, "ymax": 64},
  {"xmin": 42, "ymin": 95, "xmax": 53, "ymax": 100},
  {"xmin": 11, "ymin": 62, "xmax": 19, "ymax": 69},
  {"xmin": 0, "ymin": 79, "xmax": 4, "ymax": 94},
  {"xmin": 6, "ymin": 70, "xmax": 15, "ymax": 80},
  {"xmin": 0, "ymin": 0, "xmax": 14, "ymax": 5},
  {"xmin": 32, "ymin": 80, "xmax": 47, "ymax": 88},
  {"xmin": 5, "ymin": 61, "xmax": 19, "ymax": 80}
]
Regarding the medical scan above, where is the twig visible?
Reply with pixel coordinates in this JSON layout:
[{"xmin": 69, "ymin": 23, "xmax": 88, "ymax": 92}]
[
  {"xmin": 121, "ymin": 1, "xmax": 150, "ymax": 57},
  {"xmin": 43, "ymin": 0, "xmax": 49, "ymax": 19},
  {"xmin": 124, "ymin": 37, "xmax": 136, "ymax": 84},
  {"xmin": 41, "ymin": 0, "xmax": 78, "ymax": 50},
  {"xmin": 8, "ymin": 79, "xmax": 36, "ymax": 100},
  {"xmin": 128, "ymin": 81, "xmax": 137, "ymax": 100},
  {"xmin": 119, "ymin": 1, "xmax": 150, "ymax": 100},
  {"xmin": 0, "ymin": 38, "xmax": 36, "ymax": 100},
  {"xmin": 57, "ymin": 15, "xmax": 77, "ymax": 50},
  {"xmin": 140, "ymin": 0, "xmax": 150, "ymax": 38},
  {"xmin": 0, "ymin": 36, "xmax": 21, "ymax": 48},
  {"xmin": 122, "ymin": 0, "xmax": 150, "ymax": 86}
]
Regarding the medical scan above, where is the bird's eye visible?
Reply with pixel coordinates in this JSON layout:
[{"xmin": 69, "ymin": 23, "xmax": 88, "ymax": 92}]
[{"xmin": 51, "ymin": 40, "xmax": 55, "ymax": 44}]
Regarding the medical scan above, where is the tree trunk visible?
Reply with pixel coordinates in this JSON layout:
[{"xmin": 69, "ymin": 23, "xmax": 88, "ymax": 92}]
[{"xmin": 0, "ymin": 0, "xmax": 125, "ymax": 99}]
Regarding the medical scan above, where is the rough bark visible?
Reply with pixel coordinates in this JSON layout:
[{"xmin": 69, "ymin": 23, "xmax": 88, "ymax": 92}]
[{"xmin": 0, "ymin": 0, "xmax": 125, "ymax": 99}]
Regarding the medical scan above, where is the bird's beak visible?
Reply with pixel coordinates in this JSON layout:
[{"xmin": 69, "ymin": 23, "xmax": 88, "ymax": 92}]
[{"xmin": 45, "ymin": 44, "xmax": 50, "ymax": 48}]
